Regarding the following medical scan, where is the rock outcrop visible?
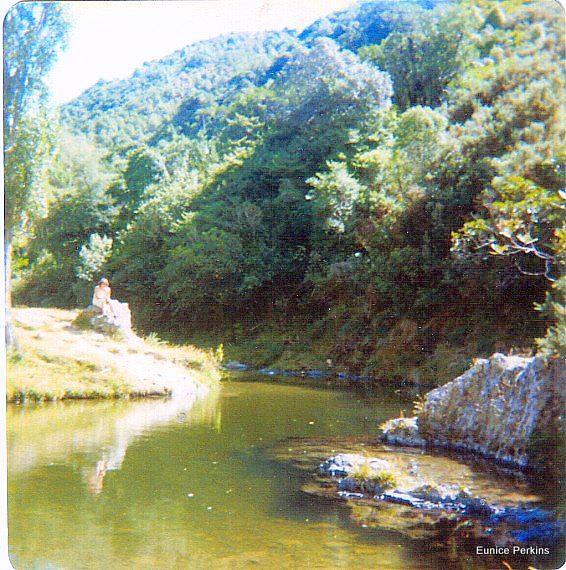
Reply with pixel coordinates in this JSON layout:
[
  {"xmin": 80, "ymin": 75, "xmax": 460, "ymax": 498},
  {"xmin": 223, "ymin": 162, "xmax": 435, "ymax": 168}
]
[
  {"xmin": 74, "ymin": 303, "xmax": 134, "ymax": 338},
  {"xmin": 382, "ymin": 353, "xmax": 564, "ymax": 472}
]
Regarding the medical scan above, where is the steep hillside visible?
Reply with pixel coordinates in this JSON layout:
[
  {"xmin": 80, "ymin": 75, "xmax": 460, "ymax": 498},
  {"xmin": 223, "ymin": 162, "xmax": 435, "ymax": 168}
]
[
  {"xmin": 17, "ymin": 0, "xmax": 564, "ymax": 384},
  {"xmin": 60, "ymin": 0, "xmax": 445, "ymax": 150},
  {"xmin": 60, "ymin": 31, "xmax": 300, "ymax": 148}
]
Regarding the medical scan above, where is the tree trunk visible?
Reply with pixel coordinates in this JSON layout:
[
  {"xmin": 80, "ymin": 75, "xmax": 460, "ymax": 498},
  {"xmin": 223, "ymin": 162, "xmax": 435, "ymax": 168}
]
[{"xmin": 5, "ymin": 226, "xmax": 18, "ymax": 349}]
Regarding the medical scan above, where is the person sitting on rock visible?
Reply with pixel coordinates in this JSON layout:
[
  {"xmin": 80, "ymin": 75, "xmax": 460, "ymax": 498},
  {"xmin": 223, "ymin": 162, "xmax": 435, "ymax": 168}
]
[{"xmin": 92, "ymin": 278, "xmax": 118, "ymax": 318}]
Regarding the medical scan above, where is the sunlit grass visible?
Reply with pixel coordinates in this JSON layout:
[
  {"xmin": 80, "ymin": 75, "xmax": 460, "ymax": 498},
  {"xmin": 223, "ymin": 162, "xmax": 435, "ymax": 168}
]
[
  {"xmin": 7, "ymin": 308, "xmax": 220, "ymax": 403},
  {"xmin": 350, "ymin": 461, "xmax": 398, "ymax": 491}
]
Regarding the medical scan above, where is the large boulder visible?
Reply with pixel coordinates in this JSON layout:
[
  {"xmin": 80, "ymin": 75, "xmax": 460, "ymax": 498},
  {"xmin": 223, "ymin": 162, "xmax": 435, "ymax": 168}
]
[
  {"xmin": 383, "ymin": 353, "xmax": 564, "ymax": 472},
  {"xmin": 74, "ymin": 303, "xmax": 134, "ymax": 338}
]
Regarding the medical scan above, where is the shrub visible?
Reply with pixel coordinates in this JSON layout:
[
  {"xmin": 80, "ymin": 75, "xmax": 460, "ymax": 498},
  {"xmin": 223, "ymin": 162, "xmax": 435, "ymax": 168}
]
[
  {"xmin": 72, "ymin": 310, "xmax": 94, "ymax": 330},
  {"xmin": 351, "ymin": 462, "xmax": 398, "ymax": 491}
]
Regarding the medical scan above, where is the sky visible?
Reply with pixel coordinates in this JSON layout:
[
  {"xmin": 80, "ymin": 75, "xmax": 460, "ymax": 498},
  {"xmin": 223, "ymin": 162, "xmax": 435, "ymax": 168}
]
[{"xmin": 41, "ymin": 0, "xmax": 358, "ymax": 104}]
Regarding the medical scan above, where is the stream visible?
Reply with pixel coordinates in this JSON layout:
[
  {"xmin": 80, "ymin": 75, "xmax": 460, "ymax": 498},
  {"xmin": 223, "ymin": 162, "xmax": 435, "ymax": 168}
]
[{"xmin": 7, "ymin": 374, "xmax": 552, "ymax": 569}]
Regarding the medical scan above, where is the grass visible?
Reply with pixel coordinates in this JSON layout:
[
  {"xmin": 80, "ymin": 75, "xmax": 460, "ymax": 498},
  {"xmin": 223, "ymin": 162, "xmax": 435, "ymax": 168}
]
[
  {"xmin": 144, "ymin": 332, "xmax": 167, "ymax": 347},
  {"xmin": 7, "ymin": 341, "xmax": 132, "ymax": 403},
  {"xmin": 71, "ymin": 309, "xmax": 94, "ymax": 330},
  {"xmin": 7, "ymin": 307, "xmax": 221, "ymax": 403},
  {"xmin": 350, "ymin": 461, "xmax": 398, "ymax": 491},
  {"xmin": 188, "ymin": 320, "xmax": 335, "ymax": 371}
]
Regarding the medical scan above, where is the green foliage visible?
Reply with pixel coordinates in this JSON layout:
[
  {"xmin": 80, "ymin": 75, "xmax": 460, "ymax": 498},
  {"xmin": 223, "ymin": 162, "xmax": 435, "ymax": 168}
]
[
  {"xmin": 144, "ymin": 332, "xmax": 166, "ymax": 347},
  {"xmin": 369, "ymin": 471, "xmax": 397, "ymax": 490},
  {"xmin": 71, "ymin": 309, "xmax": 94, "ymax": 331},
  {"xmin": 351, "ymin": 463, "xmax": 398, "ymax": 490},
  {"xmin": 4, "ymin": 115, "xmax": 53, "ymax": 235},
  {"xmin": 15, "ymin": 132, "xmax": 117, "ymax": 306},
  {"xmin": 110, "ymin": 36, "xmax": 394, "ymax": 324},
  {"xmin": 16, "ymin": 0, "xmax": 565, "ymax": 370},
  {"xmin": 61, "ymin": 31, "xmax": 301, "ymax": 149},
  {"xmin": 108, "ymin": 147, "xmax": 169, "ymax": 223},
  {"xmin": 536, "ymin": 276, "xmax": 566, "ymax": 358},
  {"xmin": 360, "ymin": 5, "xmax": 480, "ymax": 110},
  {"xmin": 453, "ymin": 176, "xmax": 563, "ymax": 281},
  {"xmin": 76, "ymin": 233, "xmax": 113, "ymax": 282},
  {"xmin": 484, "ymin": 5, "xmax": 506, "ymax": 28},
  {"xmin": 299, "ymin": 0, "xmax": 442, "ymax": 50},
  {"xmin": 4, "ymin": 3, "xmax": 68, "ymax": 234},
  {"xmin": 307, "ymin": 161, "xmax": 365, "ymax": 232}
]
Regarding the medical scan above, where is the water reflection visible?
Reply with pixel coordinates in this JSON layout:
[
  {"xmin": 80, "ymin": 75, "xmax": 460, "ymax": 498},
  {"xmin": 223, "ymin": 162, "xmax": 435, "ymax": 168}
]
[
  {"xmin": 8, "ymin": 387, "xmax": 221, "ymax": 494},
  {"xmin": 8, "ymin": 380, "xmax": 518, "ymax": 569}
]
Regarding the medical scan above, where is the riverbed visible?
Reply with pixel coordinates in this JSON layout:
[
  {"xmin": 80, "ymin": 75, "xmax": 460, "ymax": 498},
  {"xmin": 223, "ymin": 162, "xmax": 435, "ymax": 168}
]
[{"xmin": 7, "ymin": 375, "xmax": 548, "ymax": 569}]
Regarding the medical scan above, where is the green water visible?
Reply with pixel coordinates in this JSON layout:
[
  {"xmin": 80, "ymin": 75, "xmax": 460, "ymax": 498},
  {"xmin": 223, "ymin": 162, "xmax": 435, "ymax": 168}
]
[{"xmin": 7, "ymin": 378, "xmax": 511, "ymax": 569}]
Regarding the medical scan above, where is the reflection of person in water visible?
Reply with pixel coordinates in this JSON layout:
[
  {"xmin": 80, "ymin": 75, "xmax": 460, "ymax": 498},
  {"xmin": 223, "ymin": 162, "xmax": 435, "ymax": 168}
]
[
  {"xmin": 75, "ymin": 392, "xmax": 221, "ymax": 494},
  {"xmin": 86, "ymin": 459, "xmax": 108, "ymax": 495}
]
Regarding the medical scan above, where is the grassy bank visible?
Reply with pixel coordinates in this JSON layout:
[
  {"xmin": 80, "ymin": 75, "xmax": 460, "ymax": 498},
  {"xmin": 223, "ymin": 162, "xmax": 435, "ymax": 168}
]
[
  {"xmin": 6, "ymin": 307, "xmax": 221, "ymax": 403},
  {"xmin": 185, "ymin": 321, "xmax": 472, "ymax": 386},
  {"xmin": 183, "ymin": 306, "xmax": 541, "ymax": 387},
  {"xmin": 189, "ymin": 321, "xmax": 333, "ymax": 371}
]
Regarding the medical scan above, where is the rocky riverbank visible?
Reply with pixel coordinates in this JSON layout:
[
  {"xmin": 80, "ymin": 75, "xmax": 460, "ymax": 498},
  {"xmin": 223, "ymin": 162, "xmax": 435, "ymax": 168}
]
[
  {"xmin": 381, "ymin": 353, "xmax": 564, "ymax": 474},
  {"xmin": 267, "ymin": 435, "xmax": 564, "ymax": 567},
  {"xmin": 264, "ymin": 352, "xmax": 564, "ymax": 566},
  {"xmin": 7, "ymin": 307, "xmax": 221, "ymax": 403}
]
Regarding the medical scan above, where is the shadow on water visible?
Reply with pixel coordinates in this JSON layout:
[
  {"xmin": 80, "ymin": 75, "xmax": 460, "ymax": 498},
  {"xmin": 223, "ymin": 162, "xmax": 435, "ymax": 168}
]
[{"xmin": 225, "ymin": 369, "xmax": 426, "ymax": 407}]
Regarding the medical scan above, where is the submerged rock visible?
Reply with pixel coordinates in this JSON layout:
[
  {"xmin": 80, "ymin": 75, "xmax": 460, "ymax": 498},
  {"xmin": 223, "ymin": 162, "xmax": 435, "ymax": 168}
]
[
  {"xmin": 224, "ymin": 361, "xmax": 250, "ymax": 371},
  {"xmin": 266, "ymin": 436, "xmax": 563, "ymax": 551},
  {"xmin": 320, "ymin": 453, "xmax": 391, "ymax": 478},
  {"xmin": 321, "ymin": 453, "xmax": 499, "ymax": 519}
]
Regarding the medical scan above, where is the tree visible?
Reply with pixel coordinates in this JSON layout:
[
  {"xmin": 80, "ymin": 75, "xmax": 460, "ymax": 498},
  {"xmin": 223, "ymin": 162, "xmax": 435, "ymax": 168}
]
[
  {"xmin": 307, "ymin": 161, "xmax": 365, "ymax": 233},
  {"xmin": 359, "ymin": 6, "xmax": 480, "ymax": 110},
  {"xmin": 16, "ymin": 132, "xmax": 117, "ymax": 307},
  {"xmin": 4, "ymin": 3, "xmax": 68, "ymax": 343},
  {"xmin": 110, "ymin": 146, "xmax": 168, "ymax": 224},
  {"xmin": 76, "ymin": 233, "xmax": 113, "ymax": 283},
  {"xmin": 444, "ymin": 1, "xmax": 563, "ymax": 272},
  {"xmin": 452, "ymin": 177, "xmax": 563, "ymax": 282},
  {"xmin": 275, "ymin": 38, "xmax": 392, "ymax": 127}
]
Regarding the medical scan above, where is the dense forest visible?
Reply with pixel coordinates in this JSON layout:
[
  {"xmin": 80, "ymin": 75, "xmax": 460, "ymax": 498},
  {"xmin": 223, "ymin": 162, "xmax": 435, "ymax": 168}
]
[{"xmin": 13, "ymin": 0, "xmax": 564, "ymax": 384}]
